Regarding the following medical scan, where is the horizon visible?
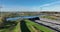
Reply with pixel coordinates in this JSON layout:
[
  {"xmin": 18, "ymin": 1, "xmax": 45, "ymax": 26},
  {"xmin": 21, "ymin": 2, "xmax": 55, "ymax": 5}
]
[{"xmin": 0, "ymin": 0, "xmax": 60, "ymax": 12}]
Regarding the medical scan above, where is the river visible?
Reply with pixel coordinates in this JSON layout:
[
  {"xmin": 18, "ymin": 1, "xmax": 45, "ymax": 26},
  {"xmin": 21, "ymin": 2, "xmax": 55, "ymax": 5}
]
[{"xmin": 6, "ymin": 16, "xmax": 39, "ymax": 21}]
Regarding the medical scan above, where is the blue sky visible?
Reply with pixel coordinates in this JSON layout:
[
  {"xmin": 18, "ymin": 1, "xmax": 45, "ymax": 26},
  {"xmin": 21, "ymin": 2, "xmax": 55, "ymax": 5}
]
[{"xmin": 0, "ymin": 0, "xmax": 60, "ymax": 12}]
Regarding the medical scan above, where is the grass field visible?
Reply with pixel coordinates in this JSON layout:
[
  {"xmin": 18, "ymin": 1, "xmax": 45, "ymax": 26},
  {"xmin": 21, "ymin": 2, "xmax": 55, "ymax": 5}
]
[
  {"xmin": 25, "ymin": 20, "xmax": 55, "ymax": 32},
  {"xmin": 41, "ymin": 16, "xmax": 56, "ymax": 20},
  {"xmin": 0, "ymin": 20, "xmax": 19, "ymax": 32},
  {"xmin": 12, "ymin": 22, "xmax": 20, "ymax": 32},
  {"xmin": 0, "ymin": 19, "xmax": 56, "ymax": 32}
]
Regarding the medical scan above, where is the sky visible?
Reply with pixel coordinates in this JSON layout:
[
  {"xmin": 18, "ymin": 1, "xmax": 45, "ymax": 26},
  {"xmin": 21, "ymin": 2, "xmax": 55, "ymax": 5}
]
[{"xmin": 0, "ymin": 0, "xmax": 60, "ymax": 12}]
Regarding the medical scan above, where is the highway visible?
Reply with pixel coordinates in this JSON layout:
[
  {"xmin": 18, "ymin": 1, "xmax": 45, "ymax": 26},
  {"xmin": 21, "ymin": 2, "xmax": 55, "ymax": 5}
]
[
  {"xmin": 40, "ymin": 18, "xmax": 60, "ymax": 24},
  {"xmin": 34, "ymin": 18, "xmax": 60, "ymax": 32}
]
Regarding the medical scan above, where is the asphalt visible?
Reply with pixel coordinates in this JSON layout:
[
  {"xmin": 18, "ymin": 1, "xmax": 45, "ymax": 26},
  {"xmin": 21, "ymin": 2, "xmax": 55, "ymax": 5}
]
[{"xmin": 34, "ymin": 18, "xmax": 60, "ymax": 32}]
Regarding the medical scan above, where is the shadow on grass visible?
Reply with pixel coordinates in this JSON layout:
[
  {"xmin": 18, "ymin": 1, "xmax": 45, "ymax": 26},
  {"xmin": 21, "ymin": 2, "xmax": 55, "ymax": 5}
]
[
  {"xmin": 20, "ymin": 20, "xmax": 30, "ymax": 32},
  {"xmin": 0, "ymin": 21, "xmax": 17, "ymax": 29}
]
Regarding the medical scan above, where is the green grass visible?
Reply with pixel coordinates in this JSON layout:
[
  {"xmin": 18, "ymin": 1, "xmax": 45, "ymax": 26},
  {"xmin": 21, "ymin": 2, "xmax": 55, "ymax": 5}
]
[
  {"xmin": 25, "ymin": 20, "xmax": 55, "ymax": 32},
  {"xmin": 0, "ymin": 19, "xmax": 56, "ymax": 32},
  {"xmin": 0, "ymin": 20, "xmax": 20, "ymax": 32},
  {"xmin": 41, "ymin": 16, "xmax": 56, "ymax": 20},
  {"xmin": 0, "ymin": 27, "xmax": 13, "ymax": 32},
  {"xmin": 26, "ymin": 22, "xmax": 36, "ymax": 32},
  {"xmin": 12, "ymin": 22, "xmax": 20, "ymax": 32}
]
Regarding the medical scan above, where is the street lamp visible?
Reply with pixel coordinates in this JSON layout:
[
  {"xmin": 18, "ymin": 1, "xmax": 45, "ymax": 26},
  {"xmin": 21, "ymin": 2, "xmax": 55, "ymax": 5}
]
[
  {"xmin": 0, "ymin": 6, "xmax": 2, "ymax": 17},
  {"xmin": 0, "ymin": 6, "xmax": 2, "ymax": 12}
]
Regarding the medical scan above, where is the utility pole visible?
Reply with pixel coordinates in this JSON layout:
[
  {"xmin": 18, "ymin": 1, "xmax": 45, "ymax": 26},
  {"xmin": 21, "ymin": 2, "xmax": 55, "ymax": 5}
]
[
  {"xmin": 40, "ymin": 6, "xmax": 42, "ymax": 12},
  {"xmin": 0, "ymin": 6, "xmax": 2, "ymax": 17},
  {"xmin": 0, "ymin": 6, "xmax": 2, "ymax": 12}
]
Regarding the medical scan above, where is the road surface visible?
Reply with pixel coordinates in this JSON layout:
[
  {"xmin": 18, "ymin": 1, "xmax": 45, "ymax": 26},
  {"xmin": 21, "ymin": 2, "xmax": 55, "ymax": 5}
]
[{"xmin": 34, "ymin": 18, "xmax": 60, "ymax": 32}]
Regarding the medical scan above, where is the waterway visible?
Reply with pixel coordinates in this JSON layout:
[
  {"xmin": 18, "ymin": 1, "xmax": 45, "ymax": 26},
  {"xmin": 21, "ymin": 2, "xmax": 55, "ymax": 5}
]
[{"xmin": 6, "ymin": 16, "xmax": 39, "ymax": 21}]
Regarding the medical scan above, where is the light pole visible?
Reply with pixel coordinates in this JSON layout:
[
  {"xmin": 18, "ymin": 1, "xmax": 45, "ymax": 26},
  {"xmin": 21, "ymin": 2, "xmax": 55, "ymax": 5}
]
[
  {"xmin": 0, "ymin": 6, "xmax": 2, "ymax": 17},
  {"xmin": 0, "ymin": 6, "xmax": 2, "ymax": 12}
]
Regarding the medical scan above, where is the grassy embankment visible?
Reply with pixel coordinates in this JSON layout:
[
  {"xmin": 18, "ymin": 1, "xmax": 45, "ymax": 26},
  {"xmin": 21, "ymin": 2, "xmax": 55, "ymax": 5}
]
[
  {"xmin": 12, "ymin": 22, "xmax": 20, "ymax": 32},
  {"xmin": 25, "ymin": 20, "xmax": 55, "ymax": 32},
  {"xmin": 0, "ymin": 19, "xmax": 20, "ymax": 32},
  {"xmin": 41, "ymin": 16, "xmax": 57, "ymax": 20},
  {"xmin": 0, "ymin": 17, "xmax": 56, "ymax": 32}
]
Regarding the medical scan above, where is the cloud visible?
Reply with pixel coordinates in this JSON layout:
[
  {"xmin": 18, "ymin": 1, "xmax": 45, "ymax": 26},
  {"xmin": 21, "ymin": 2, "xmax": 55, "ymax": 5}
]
[
  {"xmin": 40, "ymin": 1, "xmax": 60, "ymax": 7},
  {"xmin": 30, "ymin": 1, "xmax": 60, "ymax": 12},
  {"xmin": 40, "ymin": 1, "xmax": 60, "ymax": 12},
  {"xmin": 1, "ymin": 0, "xmax": 60, "ymax": 12}
]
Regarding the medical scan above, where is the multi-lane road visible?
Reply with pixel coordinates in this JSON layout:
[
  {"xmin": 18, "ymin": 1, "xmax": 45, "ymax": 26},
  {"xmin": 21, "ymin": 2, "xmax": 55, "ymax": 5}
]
[{"xmin": 35, "ymin": 18, "xmax": 60, "ymax": 32}]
